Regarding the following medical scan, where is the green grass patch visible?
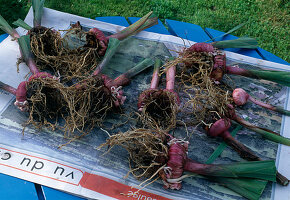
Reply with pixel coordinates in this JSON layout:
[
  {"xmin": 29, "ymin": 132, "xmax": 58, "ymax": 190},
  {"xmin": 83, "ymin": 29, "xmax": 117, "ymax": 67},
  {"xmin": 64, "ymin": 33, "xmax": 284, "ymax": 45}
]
[{"xmin": 0, "ymin": 0, "xmax": 289, "ymax": 62}]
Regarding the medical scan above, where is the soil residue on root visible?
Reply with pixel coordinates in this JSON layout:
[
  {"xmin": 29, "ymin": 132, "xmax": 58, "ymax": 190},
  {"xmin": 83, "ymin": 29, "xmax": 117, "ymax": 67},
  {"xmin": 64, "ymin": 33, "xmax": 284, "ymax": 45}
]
[
  {"xmin": 30, "ymin": 25, "xmax": 100, "ymax": 81},
  {"xmin": 100, "ymin": 128, "xmax": 168, "ymax": 181},
  {"xmin": 163, "ymin": 48, "xmax": 234, "ymax": 125},
  {"xmin": 140, "ymin": 90, "xmax": 178, "ymax": 131},
  {"xmin": 25, "ymin": 76, "xmax": 115, "ymax": 138}
]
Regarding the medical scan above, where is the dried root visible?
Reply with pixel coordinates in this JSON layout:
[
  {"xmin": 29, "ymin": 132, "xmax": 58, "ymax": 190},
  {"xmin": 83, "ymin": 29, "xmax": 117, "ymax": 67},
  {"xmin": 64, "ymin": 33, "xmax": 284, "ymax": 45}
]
[
  {"xmin": 25, "ymin": 25, "xmax": 119, "ymax": 139},
  {"xmin": 64, "ymin": 76, "xmax": 114, "ymax": 136},
  {"xmin": 26, "ymin": 77, "xmax": 67, "ymax": 130},
  {"xmin": 25, "ymin": 75, "xmax": 114, "ymax": 138},
  {"xmin": 30, "ymin": 26, "xmax": 100, "ymax": 81},
  {"xmin": 29, "ymin": 26, "xmax": 61, "ymax": 57},
  {"xmin": 164, "ymin": 49, "xmax": 233, "ymax": 125},
  {"xmin": 100, "ymin": 128, "xmax": 168, "ymax": 180},
  {"xmin": 140, "ymin": 90, "xmax": 178, "ymax": 131}
]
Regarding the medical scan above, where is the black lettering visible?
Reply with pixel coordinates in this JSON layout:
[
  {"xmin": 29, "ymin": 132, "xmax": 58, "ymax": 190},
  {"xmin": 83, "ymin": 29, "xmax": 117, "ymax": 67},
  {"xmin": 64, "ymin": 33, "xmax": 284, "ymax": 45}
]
[
  {"xmin": 65, "ymin": 172, "xmax": 74, "ymax": 179},
  {"xmin": 1, "ymin": 152, "xmax": 11, "ymax": 160},
  {"xmin": 31, "ymin": 161, "xmax": 44, "ymax": 171},
  {"xmin": 20, "ymin": 158, "xmax": 31, "ymax": 166},
  {"xmin": 54, "ymin": 166, "xmax": 65, "ymax": 176}
]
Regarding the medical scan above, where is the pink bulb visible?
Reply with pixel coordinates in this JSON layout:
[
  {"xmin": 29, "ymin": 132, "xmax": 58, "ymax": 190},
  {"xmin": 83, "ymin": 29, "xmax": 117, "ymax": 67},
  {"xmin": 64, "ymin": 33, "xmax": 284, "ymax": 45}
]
[
  {"xmin": 208, "ymin": 118, "xmax": 231, "ymax": 137},
  {"xmin": 233, "ymin": 88, "xmax": 249, "ymax": 106},
  {"xmin": 188, "ymin": 43, "xmax": 214, "ymax": 53}
]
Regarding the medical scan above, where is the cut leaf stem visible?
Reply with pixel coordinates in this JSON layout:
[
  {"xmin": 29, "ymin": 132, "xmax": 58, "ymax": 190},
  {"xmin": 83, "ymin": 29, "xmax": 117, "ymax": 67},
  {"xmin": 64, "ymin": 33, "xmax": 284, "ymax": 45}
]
[
  {"xmin": 226, "ymin": 66, "xmax": 290, "ymax": 87},
  {"xmin": 150, "ymin": 59, "xmax": 161, "ymax": 89},
  {"xmin": 108, "ymin": 11, "xmax": 157, "ymax": 41},
  {"xmin": 166, "ymin": 65, "xmax": 176, "ymax": 91},
  {"xmin": 111, "ymin": 58, "xmax": 154, "ymax": 87},
  {"xmin": 92, "ymin": 38, "xmax": 120, "ymax": 76},
  {"xmin": 0, "ymin": 81, "xmax": 16, "ymax": 95},
  {"xmin": 18, "ymin": 36, "xmax": 40, "ymax": 74},
  {"xmin": 0, "ymin": 15, "xmax": 20, "ymax": 39}
]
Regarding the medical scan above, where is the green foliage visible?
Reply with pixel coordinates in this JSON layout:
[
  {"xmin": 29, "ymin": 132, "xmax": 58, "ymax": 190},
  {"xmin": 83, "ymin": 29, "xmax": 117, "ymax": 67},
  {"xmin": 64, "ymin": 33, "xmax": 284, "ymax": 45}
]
[
  {"xmin": 0, "ymin": 0, "xmax": 288, "ymax": 62},
  {"xmin": 248, "ymin": 69, "xmax": 290, "ymax": 87},
  {"xmin": 213, "ymin": 37, "xmax": 258, "ymax": 49},
  {"xmin": 13, "ymin": 19, "xmax": 32, "ymax": 30},
  {"xmin": 213, "ymin": 177, "xmax": 268, "ymax": 200},
  {"xmin": 125, "ymin": 58, "xmax": 154, "ymax": 78},
  {"xmin": 0, "ymin": 0, "xmax": 29, "ymax": 31},
  {"xmin": 96, "ymin": 38, "xmax": 120, "ymax": 73},
  {"xmin": 17, "ymin": 35, "xmax": 33, "ymax": 61},
  {"xmin": 206, "ymin": 125, "xmax": 242, "ymax": 164},
  {"xmin": 207, "ymin": 160, "xmax": 277, "ymax": 182},
  {"xmin": 151, "ymin": 0, "xmax": 179, "ymax": 19},
  {"xmin": 32, "ymin": 0, "xmax": 45, "ymax": 26}
]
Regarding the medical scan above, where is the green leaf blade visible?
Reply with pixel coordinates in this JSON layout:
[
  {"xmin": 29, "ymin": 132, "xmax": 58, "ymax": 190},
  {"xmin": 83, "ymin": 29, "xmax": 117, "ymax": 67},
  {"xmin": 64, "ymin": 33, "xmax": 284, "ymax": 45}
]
[
  {"xmin": 17, "ymin": 35, "xmax": 33, "ymax": 62},
  {"xmin": 93, "ymin": 38, "xmax": 121, "ymax": 75},
  {"xmin": 32, "ymin": 0, "xmax": 45, "ymax": 27},
  {"xmin": 206, "ymin": 125, "xmax": 242, "ymax": 164},
  {"xmin": 204, "ymin": 22, "xmax": 248, "ymax": 43},
  {"xmin": 109, "ymin": 11, "xmax": 158, "ymax": 41},
  {"xmin": 125, "ymin": 58, "xmax": 154, "ymax": 78},
  {"xmin": 213, "ymin": 37, "xmax": 258, "ymax": 49},
  {"xmin": 0, "ymin": 15, "xmax": 19, "ymax": 39},
  {"xmin": 213, "ymin": 177, "xmax": 268, "ymax": 200},
  {"xmin": 13, "ymin": 19, "xmax": 32, "ymax": 31},
  {"xmin": 248, "ymin": 69, "xmax": 290, "ymax": 87}
]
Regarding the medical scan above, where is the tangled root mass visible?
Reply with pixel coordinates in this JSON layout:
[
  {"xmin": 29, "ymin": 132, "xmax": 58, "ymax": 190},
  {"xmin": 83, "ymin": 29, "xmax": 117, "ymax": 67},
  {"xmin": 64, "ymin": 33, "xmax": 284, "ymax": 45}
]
[{"xmin": 26, "ymin": 76, "xmax": 115, "ymax": 138}]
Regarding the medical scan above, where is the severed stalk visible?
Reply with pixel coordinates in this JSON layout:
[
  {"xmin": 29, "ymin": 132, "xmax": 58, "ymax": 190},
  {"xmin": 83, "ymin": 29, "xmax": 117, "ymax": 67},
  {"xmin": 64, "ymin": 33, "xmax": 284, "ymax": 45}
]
[
  {"xmin": 206, "ymin": 117, "xmax": 289, "ymax": 186},
  {"xmin": 184, "ymin": 40, "xmax": 290, "ymax": 86},
  {"xmin": 138, "ymin": 59, "xmax": 179, "ymax": 130},
  {"xmin": 87, "ymin": 11, "xmax": 158, "ymax": 56},
  {"xmin": 101, "ymin": 129, "xmax": 278, "ymax": 199}
]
